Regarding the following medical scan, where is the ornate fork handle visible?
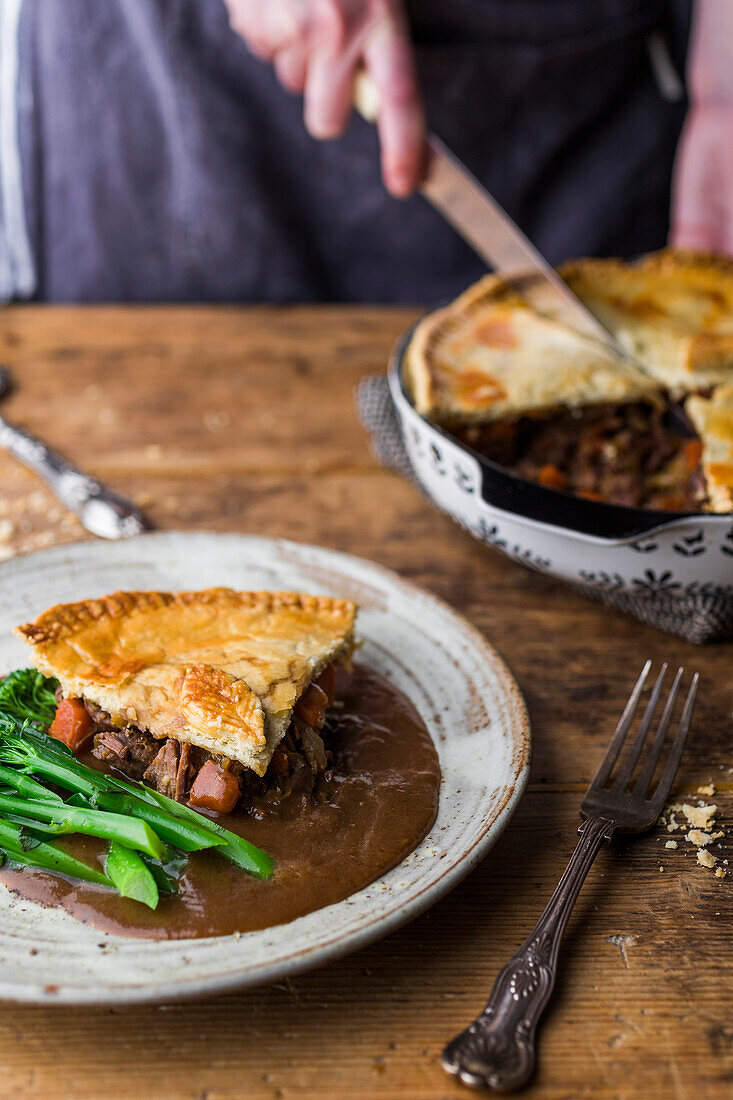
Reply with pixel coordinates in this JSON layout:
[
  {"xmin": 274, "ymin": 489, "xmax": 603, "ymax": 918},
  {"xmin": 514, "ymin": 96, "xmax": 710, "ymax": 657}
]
[
  {"xmin": 0, "ymin": 417, "xmax": 148, "ymax": 539},
  {"xmin": 442, "ymin": 815, "xmax": 615, "ymax": 1092}
]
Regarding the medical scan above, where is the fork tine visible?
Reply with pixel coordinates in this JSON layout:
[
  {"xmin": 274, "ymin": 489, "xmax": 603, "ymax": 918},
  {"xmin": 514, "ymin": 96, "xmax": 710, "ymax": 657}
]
[
  {"xmin": 650, "ymin": 672, "xmax": 699, "ymax": 812},
  {"xmin": 592, "ymin": 660, "xmax": 651, "ymax": 789},
  {"xmin": 613, "ymin": 664, "xmax": 667, "ymax": 790},
  {"xmin": 633, "ymin": 666, "xmax": 684, "ymax": 797}
]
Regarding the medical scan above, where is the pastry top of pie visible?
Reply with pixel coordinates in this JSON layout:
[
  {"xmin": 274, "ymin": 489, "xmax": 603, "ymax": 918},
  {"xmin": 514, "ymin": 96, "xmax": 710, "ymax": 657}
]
[
  {"xmin": 405, "ymin": 273, "xmax": 661, "ymax": 424},
  {"xmin": 686, "ymin": 384, "xmax": 733, "ymax": 513},
  {"xmin": 15, "ymin": 589, "xmax": 357, "ymax": 776},
  {"xmin": 560, "ymin": 250, "xmax": 733, "ymax": 393}
]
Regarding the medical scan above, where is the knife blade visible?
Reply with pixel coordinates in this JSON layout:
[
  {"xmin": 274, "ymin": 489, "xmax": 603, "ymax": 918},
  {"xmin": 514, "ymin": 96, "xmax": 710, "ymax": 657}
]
[
  {"xmin": 422, "ymin": 135, "xmax": 626, "ymax": 345},
  {"xmin": 353, "ymin": 72, "xmax": 630, "ymax": 357}
]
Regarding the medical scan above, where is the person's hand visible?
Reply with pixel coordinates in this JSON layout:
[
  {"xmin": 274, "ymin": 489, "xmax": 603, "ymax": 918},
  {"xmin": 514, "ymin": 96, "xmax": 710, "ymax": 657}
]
[
  {"xmin": 672, "ymin": 105, "xmax": 733, "ymax": 255},
  {"xmin": 670, "ymin": 0, "xmax": 733, "ymax": 255},
  {"xmin": 223, "ymin": 0, "xmax": 425, "ymax": 197}
]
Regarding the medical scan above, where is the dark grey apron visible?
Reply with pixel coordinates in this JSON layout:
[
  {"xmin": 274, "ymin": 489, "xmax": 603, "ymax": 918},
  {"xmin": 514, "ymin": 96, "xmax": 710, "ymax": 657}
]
[{"xmin": 18, "ymin": 0, "xmax": 690, "ymax": 303}]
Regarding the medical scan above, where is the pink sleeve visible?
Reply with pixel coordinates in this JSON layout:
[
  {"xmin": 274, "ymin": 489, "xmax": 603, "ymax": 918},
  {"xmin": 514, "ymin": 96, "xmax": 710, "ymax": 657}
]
[
  {"xmin": 670, "ymin": 1, "xmax": 733, "ymax": 253},
  {"xmin": 686, "ymin": 0, "xmax": 733, "ymax": 104}
]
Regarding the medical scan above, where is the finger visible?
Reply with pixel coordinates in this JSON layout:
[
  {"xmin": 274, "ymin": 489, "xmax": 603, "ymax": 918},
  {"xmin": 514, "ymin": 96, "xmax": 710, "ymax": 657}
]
[
  {"xmin": 303, "ymin": 49, "xmax": 356, "ymax": 139},
  {"xmin": 228, "ymin": 0, "xmax": 305, "ymax": 61},
  {"xmin": 226, "ymin": 0, "xmax": 272, "ymax": 57},
  {"xmin": 269, "ymin": 0, "xmax": 308, "ymax": 44},
  {"xmin": 362, "ymin": 18, "xmax": 425, "ymax": 197},
  {"xmin": 224, "ymin": 0, "xmax": 257, "ymax": 40},
  {"xmin": 670, "ymin": 180, "xmax": 725, "ymax": 250},
  {"xmin": 671, "ymin": 200, "xmax": 733, "ymax": 253},
  {"xmin": 274, "ymin": 43, "xmax": 308, "ymax": 93},
  {"xmin": 245, "ymin": 35, "xmax": 277, "ymax": 61}
]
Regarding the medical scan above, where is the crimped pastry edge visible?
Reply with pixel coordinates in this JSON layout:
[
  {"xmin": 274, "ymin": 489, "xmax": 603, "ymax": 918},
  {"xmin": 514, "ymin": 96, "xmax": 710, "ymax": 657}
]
[
  {"xmin": 404, "ymin": 274, "xmax": 516, "ymax": 417},
  {"xmin": 15, "ymin": 588, "xmax": 357, "ymax": 646}
]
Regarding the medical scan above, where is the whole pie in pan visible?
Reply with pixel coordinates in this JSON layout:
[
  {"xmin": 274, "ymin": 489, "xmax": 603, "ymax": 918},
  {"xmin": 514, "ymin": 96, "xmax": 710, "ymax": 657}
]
[
  {"xmin": 405, "ymin": 249, "xmax": 733, "ymax": 514},
  {"xmin": 16, "ymin": 588, "xmax": 357, "ymax": 808}
]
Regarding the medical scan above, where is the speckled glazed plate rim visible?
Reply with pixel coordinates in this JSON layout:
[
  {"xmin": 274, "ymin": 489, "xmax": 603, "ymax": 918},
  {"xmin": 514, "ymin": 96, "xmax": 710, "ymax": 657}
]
[{"xmin": 0, "ymin": 532, "xmax": 530, "ymax": 1004}]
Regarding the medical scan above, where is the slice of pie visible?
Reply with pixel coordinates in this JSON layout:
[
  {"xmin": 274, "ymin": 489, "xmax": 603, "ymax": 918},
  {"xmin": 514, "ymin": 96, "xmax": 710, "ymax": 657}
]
[
  {"xmin": 686, "ymin": 384, "xmax": 733, "ymax": 513},
  {"xmin": 560, "ymin": 250, "xmax": 733, "ymax": 394},
  {"xmin": 405, "ymin": 272, "xmax": 661, "ymax": 424},
  {"xmin": 15, "ymin": 589, "xmax": 357, "ymax": 808}
]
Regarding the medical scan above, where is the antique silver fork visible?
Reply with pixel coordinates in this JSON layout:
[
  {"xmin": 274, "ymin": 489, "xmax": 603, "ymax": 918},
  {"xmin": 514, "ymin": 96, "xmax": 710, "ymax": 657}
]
[{"xmin": 442, "ymin": 661, "xmax": 699, "ymax": 1093}]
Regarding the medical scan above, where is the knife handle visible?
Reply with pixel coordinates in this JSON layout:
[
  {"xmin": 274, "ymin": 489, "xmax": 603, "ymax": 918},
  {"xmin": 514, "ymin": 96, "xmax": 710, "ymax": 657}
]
[
  {"xmin": 352, "ymin": 69, "xmax": 432, "ymax": 186},
  {"xmin": 352, "ymin": 70, "xmax": 381, "ymax": 123}
]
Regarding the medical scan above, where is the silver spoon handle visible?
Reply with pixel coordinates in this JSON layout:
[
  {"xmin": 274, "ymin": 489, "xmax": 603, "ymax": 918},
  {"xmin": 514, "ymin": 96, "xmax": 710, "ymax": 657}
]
[
  {"xmin": 441, "ymin": 815, "xmax": 613, "ymax": 1092},
  {"xmin": 0, "ymin": 416, "xmax": 149, "ymax": 539}
]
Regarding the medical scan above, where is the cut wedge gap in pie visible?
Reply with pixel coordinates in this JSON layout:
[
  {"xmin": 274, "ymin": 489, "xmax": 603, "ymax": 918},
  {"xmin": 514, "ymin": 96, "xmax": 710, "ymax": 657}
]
[{"xmin": 15, "ymin": 589, "xmax": 357, "ymax": 812}]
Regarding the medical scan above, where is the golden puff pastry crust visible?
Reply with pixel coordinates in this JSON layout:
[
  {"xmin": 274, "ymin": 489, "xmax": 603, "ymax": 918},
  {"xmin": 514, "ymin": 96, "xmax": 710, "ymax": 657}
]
[
  {"xmin": 405, "ymin": 273, "xmax": 660, "ymax": 424},
  {"xmin": 560, "ymin": 249, "xmax": 733, "ymax": 394},
  {"xmin": 15, "ymin": 589, "xmax": 357, "ymax": 776},
  {"xmin": 686, "ymin": 384, "xmax": 733, "ymax": 513}
]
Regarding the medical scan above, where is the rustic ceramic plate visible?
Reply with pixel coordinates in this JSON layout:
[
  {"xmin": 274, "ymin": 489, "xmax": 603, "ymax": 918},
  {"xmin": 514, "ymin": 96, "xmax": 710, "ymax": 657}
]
[{"xmin": 0, "ymin": 532, "xmax": 530, "ymax": 1004}]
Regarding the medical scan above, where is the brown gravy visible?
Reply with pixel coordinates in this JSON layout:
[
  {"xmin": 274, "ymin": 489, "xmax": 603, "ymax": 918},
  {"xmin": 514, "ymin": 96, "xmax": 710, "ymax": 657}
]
[{"xmin": 0, "ymin": 665, "xmax": 441, "ymax": 939}]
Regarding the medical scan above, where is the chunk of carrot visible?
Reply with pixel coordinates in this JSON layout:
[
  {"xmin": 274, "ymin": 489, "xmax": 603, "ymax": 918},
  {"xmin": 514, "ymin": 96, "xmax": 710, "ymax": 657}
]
[
  {"xmin": 655, "ymin": 492, "xmax": 686, "ymax": 512},
  {"xmin": 189, "ymin": 761, "xmax": 241, "ymax": 814},
  {"xmin": 48, "ymin": 698, "xmax": 93, "ymax": 752},
  {"xmin": 577, "ymin": 489, "xmax": 604, "ymax": 502},
  {"xmin": 537, "ymin": 464, "xmax": 569, "ymax": 491},
  {"xmin": 684, "ymin": 439, "xmax": 703, "ymax": 472},
  {"xmin": 294, "ymin": 681, "xmax": 329, "ymax": 728}
]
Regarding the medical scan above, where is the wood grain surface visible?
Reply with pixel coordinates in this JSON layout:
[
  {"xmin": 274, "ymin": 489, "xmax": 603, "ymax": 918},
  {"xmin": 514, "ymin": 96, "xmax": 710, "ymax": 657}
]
[{"xmin": 0, "ymin": 306, "xmax": 730, "ymax": 1100}]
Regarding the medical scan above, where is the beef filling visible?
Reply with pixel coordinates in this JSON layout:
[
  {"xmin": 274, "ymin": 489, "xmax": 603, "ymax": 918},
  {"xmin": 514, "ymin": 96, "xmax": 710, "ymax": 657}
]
[
  {"xmin": 88, "ymin": 696, "xmax": 331, "ymax": 813},
  {"xmin": 457, "ymin": 402, "xmax": 705, "ymax": 512},
  {"xmin": 141, "ymin": 738, "xmax": 193, "ymax": 801}
]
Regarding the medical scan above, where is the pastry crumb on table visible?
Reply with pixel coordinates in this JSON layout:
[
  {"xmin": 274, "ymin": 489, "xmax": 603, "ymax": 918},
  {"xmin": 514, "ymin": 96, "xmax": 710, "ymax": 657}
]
[{"xmin": 658, "ymin": 789, "xmax": 728, "ymax": 879}]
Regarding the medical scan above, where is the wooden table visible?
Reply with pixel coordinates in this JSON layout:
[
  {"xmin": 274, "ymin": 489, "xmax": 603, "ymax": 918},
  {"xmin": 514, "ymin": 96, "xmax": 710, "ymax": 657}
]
[{"xmin": 0, "ymin": 306, "xmax": 730, "ymax": 1100}]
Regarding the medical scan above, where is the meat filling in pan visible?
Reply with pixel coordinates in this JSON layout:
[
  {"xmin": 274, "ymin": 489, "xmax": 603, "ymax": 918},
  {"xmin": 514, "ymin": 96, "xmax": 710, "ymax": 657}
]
[{"xmin": 457, "ymin": 403, "xmax": 705, "ymax": 512}]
